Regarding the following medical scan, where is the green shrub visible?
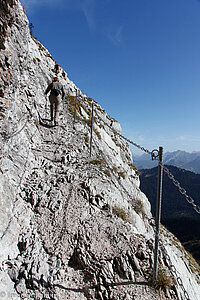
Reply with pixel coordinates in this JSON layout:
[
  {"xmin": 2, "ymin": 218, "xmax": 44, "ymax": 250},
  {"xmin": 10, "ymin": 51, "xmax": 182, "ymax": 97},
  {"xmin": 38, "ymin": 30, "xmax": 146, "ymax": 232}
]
[
  {"xmin": 85, "ymin": 134, "xmax": 89, "ymax": 143},
  {"xmin": 104, "ymin": 169, "xmax": 111, "ymax": 177},
  {"xmin": 112, "ymin": 206, "xmax": 130, "ymax": 222},
  {"xmin": 33, "ymin": 57, "xmax": 41, "ymax": 64},
  {"xmin": 90, "ymin": 158, "xmax": 105, "ymax": 165},
  {"xmin": 68, "ymin": 105, "xmax": 75, "ymax": 116},
  {"xmin": 129, "ymin": 163, "xmax": 140, "ymax": 176},
  {"xmin": 83, "ymin": 118, "xmax": 91, "ymax": 126},
  {"xmin": 68, "ymin": 96, "xmax": 89, "ymax": 120},
  {"xmin": 134, "ymin": 199, "xmax": 144, "ymax": 215},
  {"xmin": 94, "ymin": 128, "xmax": 101, "ymax": 140},
  {"xmin": 34, "ymin": 120, "xmax": 39, "ymax": 126},
  {"xmin": 154, "ymin": 267, "xmax": 173, "ymax": 290}
]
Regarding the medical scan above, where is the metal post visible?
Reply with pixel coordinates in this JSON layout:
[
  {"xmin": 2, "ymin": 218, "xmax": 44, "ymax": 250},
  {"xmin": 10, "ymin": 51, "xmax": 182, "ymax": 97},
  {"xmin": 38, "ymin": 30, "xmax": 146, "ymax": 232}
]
[
  {"xmin": 153, "ymin": 146, "xmax": 163, "ymax": 282},
  {"xmin": 89, "ymin": 102, "xmax": 94, "ymax": 157},
  {"xmin": 64, "ymin": 90, "xmax": 69, "ymax": 124},
  {"xmin": 66, "ymin": 90, "xmax": 69, "ymax": 114},
  {"xmin": 73, "ymin": 89, "xmax": 77, "ymax": 126}
]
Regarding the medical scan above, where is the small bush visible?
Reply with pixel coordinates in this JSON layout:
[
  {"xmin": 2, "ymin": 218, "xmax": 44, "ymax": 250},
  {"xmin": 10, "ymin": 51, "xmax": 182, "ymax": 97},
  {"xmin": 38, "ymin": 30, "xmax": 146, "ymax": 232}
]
[
  {"xmin": 154, "ymin": 267, "xmax": 173, "ymax": 291},
  {"xmin": 112, "ymin": 166, "xmax": 118, "ymax": 173},
  {"xmin": 134, "ymin": 199, "xmax": 144, "ymax": 215},
  {"xmin": 129, "ymin": 163, "xmax": 140, "ymax": 176},
  {"xmin": 112, "ymin": 206, "xmax": 130, "ymax": 222},
  {"xmin": 118, "ymin": 171, "xmax": 126, "ymax": 179},
  {"xmin": 46, "ymin": 53, "xmax": 53, "ymax": 59},
  {"xmin": 94, "ymin": 128, "xmax": 101, "ymax": 140},
  {"xmin": 90, "ymin": 158, "xmax": 105, "ymax": 165},
  {"xmin": 104, "ymin": 169, "xmax": 111, "ymax": 177},
  {"xmin": 33, "ymin": 57, "xmax": 40, "ymax": 64},
  {"xmin": 85, "ymin": 134, "xmax": 89, "ymax": 143},
  {"xmin": 83, "ymin": 118, "xmax": 91, "ymax": 126},
  {"xmin": 38, "ymin": 43, "xmax": 46, "ymax": 52},
  {"xmin": 68, "ymin": 105, "xmax": 75, "ymax": 115},
  {"xmin": 68, "ymin": 96, "xmax": 86, "ymax": 119}
]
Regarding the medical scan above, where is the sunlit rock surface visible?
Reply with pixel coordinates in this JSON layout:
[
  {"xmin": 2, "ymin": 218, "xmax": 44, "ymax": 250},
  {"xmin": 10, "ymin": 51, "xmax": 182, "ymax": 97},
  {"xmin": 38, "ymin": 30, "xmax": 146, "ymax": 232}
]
[{"xmin": 0, "ymin": 1, "xmax": 200, "ymax": 299}]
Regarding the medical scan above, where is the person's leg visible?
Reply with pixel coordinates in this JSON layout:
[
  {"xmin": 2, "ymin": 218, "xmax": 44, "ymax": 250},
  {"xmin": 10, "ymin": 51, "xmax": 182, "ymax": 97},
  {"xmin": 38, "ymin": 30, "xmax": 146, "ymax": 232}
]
[
  {"xmin": 50, "ymin": 104, "xmax": 53, "ymax": 121},
  {"xmin": 49, "ymin": 94, "xmax": 56, "ymax": 123},
  {"xmin": 54, "ymin": 95, "xmax": 61, "ymax": 125}
]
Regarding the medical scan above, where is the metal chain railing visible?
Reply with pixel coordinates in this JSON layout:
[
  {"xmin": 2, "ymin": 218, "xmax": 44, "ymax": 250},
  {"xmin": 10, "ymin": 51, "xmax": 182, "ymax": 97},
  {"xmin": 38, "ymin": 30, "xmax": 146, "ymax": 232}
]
[
  {"xmin": 84, "ymin": 103, "xmax": 193, "ymax": 298},
  {"xmin": 94, "ymin": 110, "xmax": 152, "ymax": 156},
  {"xmin": 89, "ymin": 102, "xmax": 200, "ymax": 216},
  {"xmin": 2, "ymin": 91, "xmax": 198, "ymax": 298},
  {"xmin": 3, "ymin": 104, "xmax": 33, "ymax": 141},
  {"xmin": 162, "ymin": 164, "xmax": 200, "ymax": 214},
  {"xmin": 4, "ymin": 115, "xmax": 30, "ymax": 140}
]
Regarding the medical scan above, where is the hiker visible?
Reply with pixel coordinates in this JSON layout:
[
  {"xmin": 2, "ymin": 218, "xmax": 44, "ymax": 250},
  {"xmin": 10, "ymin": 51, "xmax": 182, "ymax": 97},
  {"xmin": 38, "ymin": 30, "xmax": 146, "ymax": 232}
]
[{"xmin": 45, "ymin": 77, "xmax": 65, "ymax": 126}]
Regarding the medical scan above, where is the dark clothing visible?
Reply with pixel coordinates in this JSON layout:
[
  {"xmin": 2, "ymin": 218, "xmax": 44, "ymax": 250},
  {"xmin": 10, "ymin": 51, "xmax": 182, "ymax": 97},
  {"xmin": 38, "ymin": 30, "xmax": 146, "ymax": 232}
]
[
  {"xmin": 49, "ymin": 93, "xmax": 61, "ymax": 123},
  {"xmin": 45, "ymin": 82, "xmax": 65, "ymax": 99},
  {"xmin": 45, "ymin": 81, "xmax": 65, "ymax": 124}
]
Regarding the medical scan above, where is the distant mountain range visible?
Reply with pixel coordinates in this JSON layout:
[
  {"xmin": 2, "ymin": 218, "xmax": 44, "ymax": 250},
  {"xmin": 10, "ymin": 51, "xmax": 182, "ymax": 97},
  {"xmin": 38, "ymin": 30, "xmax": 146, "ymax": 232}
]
[
  {"xmin": 140, "ymin": 165, "xmax": 200, "ymax": 263},
  {"xmin": 133, "ymin": 150, "xmax": 200, "ymax": 174}
]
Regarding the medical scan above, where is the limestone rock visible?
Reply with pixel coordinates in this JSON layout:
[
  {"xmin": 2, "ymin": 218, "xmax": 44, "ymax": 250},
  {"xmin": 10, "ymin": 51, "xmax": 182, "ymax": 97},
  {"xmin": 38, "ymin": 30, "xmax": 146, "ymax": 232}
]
[{"xmin": 0, "ymin": 1, "xmax": 199, "ymax": 300}]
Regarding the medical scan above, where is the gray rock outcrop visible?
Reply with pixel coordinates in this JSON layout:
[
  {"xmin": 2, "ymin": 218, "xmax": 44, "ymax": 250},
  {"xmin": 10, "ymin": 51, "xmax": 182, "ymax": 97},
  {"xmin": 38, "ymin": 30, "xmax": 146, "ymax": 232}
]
[{"xmin": 0, "ymin": 1, "xmax": 200, "ymax": 299}]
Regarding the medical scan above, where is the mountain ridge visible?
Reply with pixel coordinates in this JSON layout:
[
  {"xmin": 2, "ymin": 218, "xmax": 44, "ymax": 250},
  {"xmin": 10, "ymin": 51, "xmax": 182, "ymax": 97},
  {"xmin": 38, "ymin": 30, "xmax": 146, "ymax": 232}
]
[{"xmin": 134, "ymin": 150, "xmax": 200, "ymax": 173}]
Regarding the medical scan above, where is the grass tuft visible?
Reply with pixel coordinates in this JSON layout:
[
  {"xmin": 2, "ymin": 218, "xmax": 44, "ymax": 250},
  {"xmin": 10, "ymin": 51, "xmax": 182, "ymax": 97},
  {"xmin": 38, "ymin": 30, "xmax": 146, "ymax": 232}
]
[
  {"xmin": 90, "ymin": 158, "xmax": 105, "ymax": 166},
  {"xmin": 154, "ymin": 266, "xmax": 174, "ymax": 291},
  {"xmin": 112, "ymin": 206, "xmax": 130, "ymax": 223},
  {"xmin": 104, "ymin": 169, "xmax": 111, "ymax": 177}
]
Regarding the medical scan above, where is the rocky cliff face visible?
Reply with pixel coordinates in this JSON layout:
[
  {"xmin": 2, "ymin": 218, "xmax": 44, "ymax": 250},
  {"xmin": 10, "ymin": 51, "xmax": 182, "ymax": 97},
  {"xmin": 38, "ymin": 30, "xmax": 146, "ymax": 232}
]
[{"xmin": 0, "ymin": 1, "xmax": 200, "ymax": 299}]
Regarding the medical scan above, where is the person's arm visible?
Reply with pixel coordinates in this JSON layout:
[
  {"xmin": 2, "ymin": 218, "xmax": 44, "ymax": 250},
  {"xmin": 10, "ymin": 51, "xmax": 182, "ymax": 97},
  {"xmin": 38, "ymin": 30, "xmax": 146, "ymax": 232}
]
[{"xmin": 45, "ymin": 83, "xmax": 52, "ymax": 95}]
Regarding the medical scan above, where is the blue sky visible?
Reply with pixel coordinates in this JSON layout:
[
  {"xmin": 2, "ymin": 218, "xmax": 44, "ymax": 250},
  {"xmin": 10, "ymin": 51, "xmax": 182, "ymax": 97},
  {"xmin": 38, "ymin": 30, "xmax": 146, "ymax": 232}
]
[{"xmin": 21, "ymin": 0, "xmax": 200, "ymax": 155}]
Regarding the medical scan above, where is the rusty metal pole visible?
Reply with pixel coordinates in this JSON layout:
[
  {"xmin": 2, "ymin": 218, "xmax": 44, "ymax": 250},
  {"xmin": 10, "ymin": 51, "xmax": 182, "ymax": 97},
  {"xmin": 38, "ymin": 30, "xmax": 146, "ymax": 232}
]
[
  {"xmin": 89, "ymin": 102, "xmax": 94, "ymax": 157},
  {"xmin": 153, "ymin": 146, "xmax": 163, "ymax": 283}
]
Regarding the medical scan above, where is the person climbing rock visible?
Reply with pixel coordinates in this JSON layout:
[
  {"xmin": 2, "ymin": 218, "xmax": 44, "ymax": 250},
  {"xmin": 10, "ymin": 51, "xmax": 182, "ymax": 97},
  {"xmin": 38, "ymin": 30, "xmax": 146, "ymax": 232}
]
[{"xmin": 45, "ymin": 77, "xmax": 65, "ymax": 126}]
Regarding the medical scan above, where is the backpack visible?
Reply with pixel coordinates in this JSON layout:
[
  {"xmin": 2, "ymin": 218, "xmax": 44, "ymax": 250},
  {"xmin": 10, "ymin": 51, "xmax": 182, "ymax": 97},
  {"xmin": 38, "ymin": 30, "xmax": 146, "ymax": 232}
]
[{"xmin": 51, "ymin": 82, "xmax": 61, "ymax": 96}]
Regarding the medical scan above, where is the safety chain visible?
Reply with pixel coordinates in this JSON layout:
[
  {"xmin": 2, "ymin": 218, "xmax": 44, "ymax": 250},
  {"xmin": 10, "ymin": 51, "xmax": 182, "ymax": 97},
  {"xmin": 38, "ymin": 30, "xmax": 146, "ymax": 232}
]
[
  {"xmin": 117, "ymin": 131, "xmax": 152, "ymax": 155},
  {"xmin": 161, "ymin": 164, "xmax": 200, "ymax": 214},
  {"xmin": 95, "ymin": 111, "xmax": 153, "ymax": 156},
  {"xmin": 89, "ymin": 107, "xmax": 194, "ymax": 298},
  {"xmin": 113, "ymin": 129, "xmax": 160, "ymax": 161},
  {"xmin": 92, "ymin": 107, "xmax": 200, "ymax": 215},
  {"xmin": 4, "ymin": 115, "xmax": 30, "ymax": 141},
  {"xmin": 4, "ymin": 105, "xmax": 32, "ymax": 141},
  {"xmin": 159, "ymin": 240, "xmax": 190, "ymax": 300}
]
